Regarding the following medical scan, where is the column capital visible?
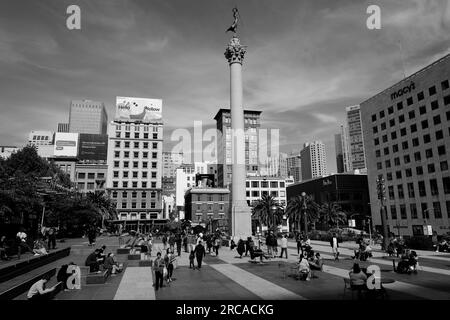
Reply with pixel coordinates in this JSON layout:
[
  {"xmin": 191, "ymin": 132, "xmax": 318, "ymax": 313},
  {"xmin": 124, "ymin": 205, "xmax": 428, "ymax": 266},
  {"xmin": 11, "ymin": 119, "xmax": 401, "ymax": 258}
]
[{"xmin": 224, "ymin": 35, "xmax": 247, "ymax": 65}]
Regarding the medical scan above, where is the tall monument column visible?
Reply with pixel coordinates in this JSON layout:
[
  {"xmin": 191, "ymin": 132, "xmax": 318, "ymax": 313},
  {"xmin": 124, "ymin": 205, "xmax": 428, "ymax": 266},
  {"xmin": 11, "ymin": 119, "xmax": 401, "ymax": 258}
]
[{"xmin": 224, "ymin": 34, "xmax": 252, "ymax": 239}]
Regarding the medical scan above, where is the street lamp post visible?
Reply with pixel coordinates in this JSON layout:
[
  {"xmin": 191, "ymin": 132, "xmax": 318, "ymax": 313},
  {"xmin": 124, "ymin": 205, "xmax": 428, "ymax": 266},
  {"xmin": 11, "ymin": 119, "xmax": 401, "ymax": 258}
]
[
  {"xmin": 301, "ymin": 192, "xmax": 308, "ymax": 236},
  {"xmin": 376, "ymin": 176, "xmax": 389, "ymax": 251},
  {"xmin": 271, "ymin": 205, "xmax": 277, "ymax": 233}
]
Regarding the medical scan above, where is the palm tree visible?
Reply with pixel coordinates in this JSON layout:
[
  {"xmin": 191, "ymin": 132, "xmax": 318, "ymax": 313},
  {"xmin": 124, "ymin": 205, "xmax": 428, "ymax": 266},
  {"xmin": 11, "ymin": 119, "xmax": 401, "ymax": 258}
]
[
  {"xmin": 318, "ymin": 202, "xmax": 347, "ymax": 229},
  {"xmin": 251, "ymin": 194, "xmax": 284, "ymax": 232},
  {"xmin": 87, "ymin": 190, "xmax": 117, "ymax": 229},
  {"xmin": 285, "ymin": 194, "xmax": 319, "ymax": 235}
]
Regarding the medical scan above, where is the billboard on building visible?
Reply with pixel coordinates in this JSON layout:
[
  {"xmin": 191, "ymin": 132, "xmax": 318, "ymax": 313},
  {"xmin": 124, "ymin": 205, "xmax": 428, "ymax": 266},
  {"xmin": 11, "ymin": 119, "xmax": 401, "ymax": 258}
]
[
  {"xmin": 53, "ymin": 133, "xmax": 79, "ymax": 157},
  {"xmin": 78, "ymin": 134, "xmax": 108, "ymax": 161},
  {"xmin": 115, "ymin": 96, "xmax": 162, "ymax": 123}
]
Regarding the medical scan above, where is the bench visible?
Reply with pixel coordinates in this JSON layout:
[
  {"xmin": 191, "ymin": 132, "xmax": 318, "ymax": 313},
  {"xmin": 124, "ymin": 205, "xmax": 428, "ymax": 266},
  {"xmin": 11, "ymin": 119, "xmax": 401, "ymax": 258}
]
[
  {"xmin": 86, "ymin": 269, "xmax": 110, "ymax": 285},
  {"xmin": 0, "ymin": 247, "xmax": 71, "ymax": 283},
  {"xmin": 0, "ymin": 268, "xmax": 56, "ymax": 300}
]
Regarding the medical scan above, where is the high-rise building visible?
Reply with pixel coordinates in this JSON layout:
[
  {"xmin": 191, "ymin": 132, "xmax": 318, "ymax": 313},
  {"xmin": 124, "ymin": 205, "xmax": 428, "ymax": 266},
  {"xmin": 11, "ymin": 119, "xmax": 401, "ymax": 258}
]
[
  {"xmin": 346, "ymin": 105, "xmax": 366, "ymax": 171},
  {"xmin": 69, "ymin": 100, "xmax": 108, "ymax": 135},
  {"xmin": 106, "ymin": 97, "xmax": 164, "ymax": 233},
  {"xmin": 361, "ymin": 53, "xmax": 450, "ymax": 237},
  {"xmin": 214, "ymin": 108, "xmax": 262, "ymax": 188},
  {"xmin": 335, "ymin": 125, "xmax": 352, "ymax": 173},
  {"xmin": 260, "ymin": 152, "xmax": 288, "ymax": 177},
  {"xmin": 335, "ymin": 133, "xmax": 344, "ymax": 173},
  {"xmin": 57, "ymin": 123, "xmax": 70, "ymax": 133},
  {"xmin": 286, "ymin": 152, "xmax": 302, "ymax": 182},
  {"xmin": 162, "ymin": 152, "xmax": 184, "ymax": 178},
  {"xmin": 300, "ymin": 141, "xmax": 327, "ymax": 181}
]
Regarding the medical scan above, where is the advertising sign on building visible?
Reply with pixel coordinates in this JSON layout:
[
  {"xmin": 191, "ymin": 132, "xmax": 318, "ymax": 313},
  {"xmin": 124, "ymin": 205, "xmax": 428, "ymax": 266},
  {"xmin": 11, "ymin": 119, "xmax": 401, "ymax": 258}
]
[
  {"xmin": 78, "ymin": 134, "xmax": 108, "ymax": 161},
  {"xmin": 115, "ymin": 96, "xmax": 162, "ymax": 123},
  {"xmin": 53, "ymin": 133, "xmax": 79, "ymax": 157}
]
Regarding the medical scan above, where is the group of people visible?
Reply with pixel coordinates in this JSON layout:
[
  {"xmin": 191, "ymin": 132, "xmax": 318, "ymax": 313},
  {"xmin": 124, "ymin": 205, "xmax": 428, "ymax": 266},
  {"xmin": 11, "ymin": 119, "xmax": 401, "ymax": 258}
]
[
  {"xmin": 85, "ymin": 245, "xmax": 123, "ymax": 275},
  {"xmin": 352, "ymin": 235, "xmax": 373, "ymax": 261},
  {"xmin": 396, "ymin": 249, "xmax": 418, "ymax": 274},
  {"xmin": 386, "ymin": 236, "xmax": 406, "ymax": 257}
]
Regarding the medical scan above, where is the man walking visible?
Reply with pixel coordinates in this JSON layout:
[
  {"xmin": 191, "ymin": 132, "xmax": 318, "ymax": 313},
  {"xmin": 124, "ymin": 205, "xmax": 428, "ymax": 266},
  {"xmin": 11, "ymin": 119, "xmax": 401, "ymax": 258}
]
[
  {"xmin": 330, "ymin": 233, "xmax": 339, "ymax": 260},
  {"xmin": 153, "ymin": 252, "xmax": 164, "ymax": 290},
  {"xmin": 194, "ymin": 240, "xmax": 206, "ymax": 269},
  {"xmin": 280, "ymin": 235, "xmax": 288, "ymax": 259}
]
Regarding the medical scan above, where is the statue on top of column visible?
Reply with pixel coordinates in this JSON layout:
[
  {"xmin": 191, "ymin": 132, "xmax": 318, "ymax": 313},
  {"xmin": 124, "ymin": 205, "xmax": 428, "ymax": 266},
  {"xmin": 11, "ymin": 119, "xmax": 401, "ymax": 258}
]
[{"xmin": 226, "ymin": 7, "xmax": 239, "ymax": 34}]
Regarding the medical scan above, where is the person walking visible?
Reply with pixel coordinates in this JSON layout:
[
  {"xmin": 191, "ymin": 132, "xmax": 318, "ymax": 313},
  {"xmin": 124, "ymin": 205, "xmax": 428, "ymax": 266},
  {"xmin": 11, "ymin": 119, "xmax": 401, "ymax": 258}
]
[
  {"xmin": 280, "ymin": 235, "xmax": 288, "ymax": 259},
  {"xmin": 214, "ymin": 237, "xmax": 221, "ymax": 256},
  {"xmin": 16, "ymin": 229, "xmax": 32, "ymax": 259},
  {"xmin": 236, "ymin": 238, "xmax": 245, "ymax": 258},
  {"xmin": 153, "ymin": 252, "xmax": 164, "ymax": 290},
  {"xmin": 164, "ymin": 249, "xmax": 176, "ymax": 283},
  {"xmin": 168, "ymin": 233, "xmax": 175, "ymax": 253},
  {"xmin": 296, "ymin": 233, "xmax": 302, "ymax": 255},
  {"xmin": 87, "ymin": 226, "xmax": 96, "ymax": 246},
  {"xmin": 176, "ymin": 234, "xmax": 182, "ymax": 257},
  {"xmin": 183, "ymin": 234, "xmax": 188, "ymax": 253},
  {"xmin": 194, "ymin": 240, "xmax": 206, "ymax": 269},
  {"xmin": 189, "ymin": 249, "xmax": 196, "ymax": 269},
  {"xmin": 47, "ymin": 228, "xmax": 57, "ymax": 250},
  {"xmin": 162, "ymin": 234, "xmax": 168, "ymax": 251},
  {"xmin": 330, "ymin": 233, "xmax": 340, "ymax": 261}
]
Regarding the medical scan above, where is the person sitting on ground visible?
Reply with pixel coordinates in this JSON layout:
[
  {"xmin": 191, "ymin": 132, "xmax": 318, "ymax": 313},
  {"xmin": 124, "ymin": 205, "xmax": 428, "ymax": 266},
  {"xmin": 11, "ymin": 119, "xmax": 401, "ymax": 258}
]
[
  {"xmin": 104, "ymin": 253, "xmax": 123, "ymax": 275},
  {"xmin": 33, "ymin": 238, "xmax": 48, "ymax": 256},
  {"xmin": 408, "ymin": 250, "xmax": 418, "ymax": 273},
  {"xmin": 85, "ymin": 249, "xmax": 102, "ymax": 273},
  {"xmin": 309, "ymin": 252, "xmax": 323, "ymax": 271},
  {"xmin": 349, "ymin": 263, "xmax": 367, "ymax": 299},
  {"xmin": 57, "ymin": 264, "xmax": 70, "ymax": 290},
  {"xmin": 0, "ymin": 235, "xmax": 10, "ymax": 260},
  {"xmin": 27, "ymin": 273, "xmax": 56, "ymax": 300},
  {"xmin": 97, "ymin": 245, "xmax": 107, "ymax": 263},
  {"xmin": 297, "ymin": 254, "xmax": 312, "ymax": 281}
]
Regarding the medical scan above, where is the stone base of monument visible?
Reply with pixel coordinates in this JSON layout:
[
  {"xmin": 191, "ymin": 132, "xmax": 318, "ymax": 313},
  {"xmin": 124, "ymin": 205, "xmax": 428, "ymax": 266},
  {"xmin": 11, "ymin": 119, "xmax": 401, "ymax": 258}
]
[
  {"xmin": 231, "ymin": 205, "xmax": 252, "ymax": 241},
  {"xmin": 117, "ymin": 247, "xmax": 130, "ymax": 254}
]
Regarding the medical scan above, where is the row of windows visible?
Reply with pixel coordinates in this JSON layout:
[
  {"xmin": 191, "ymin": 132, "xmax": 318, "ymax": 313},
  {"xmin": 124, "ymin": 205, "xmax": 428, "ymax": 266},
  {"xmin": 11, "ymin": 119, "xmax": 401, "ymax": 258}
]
[
  {"xmin": 113, "ymin": 171, "xmax": 158, "ymax": 179},
  {"xmin": 246, "ymin": 190, "xmax": 285, "ymax": 198},
  {"xmin": 113, "ymin": 161, "xmax": 157, "ymax": 169},
  {"xmin": 245, "ymin": 181, "xmax": 286, "ymax": 188},
  {"xmin": 115, "ymin": 141, "xmax": 158, "ymax": 149},
  {"xmin": 119, "ymin": 212, "xmax": 159, "ymax": 220},
  {"xmin": 112, "ymin": 191, "xmax": 158, "ymax": 198},
  {"xmin": 194, "ymin": 204, "xmax": 226, "ymax": 212},
  {"xmin": 112, "ymin": 181, "xmax": 157, "ymax": 188},
  {"xmin": 77, "ymin": 172, "xmax": 105, "ymax": 180},
  {"xmin": 115, "ymin": 124, "xmax": 159, "ymax": 132},
  {"xmin": 115, "ymin": 132, "xmax": 158, "ymax": 139},
  {"xmin": 114, "ymin": 151, "xmax": 158, "ymax": 159},
  {"xmin": 376, "ymin": 143, "xmax": 447, "ymax": 161},
  {"xmin": 382, "ymin": 161, "xmax": 449, "ymax": 180},
  {"xmin": 371, "ymin": 80, "xmax": 450, "ymax": 122},
  {"xmin": 374, "ymin": 125, "xmax": 449, "ymax": 147},
  {"xmin": 77, "ymin": 182, "xmax": 98, "ymax": 190},
  {"xmin": 386, "ymin": 177, "xmax": 450, "ymax": 199},
  {"xmin": 120, "ymin": 202, "xmax": 157, "ymax": 209},
  {"xmin": 388, "ymin": 201, "xmax": 450, "ymax": 220},
  {"xmin": 376, "ymin": 147, "xmax": 447, "ymax": 169},
  {"xmin": 192, "ymin": 194, "xmax": 226, "ymax": 201}
]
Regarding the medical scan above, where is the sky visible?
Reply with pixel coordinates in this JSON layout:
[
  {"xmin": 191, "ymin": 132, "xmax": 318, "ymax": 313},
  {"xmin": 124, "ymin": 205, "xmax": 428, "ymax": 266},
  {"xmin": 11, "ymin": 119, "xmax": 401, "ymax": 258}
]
[{"xmin": 0, "ymin": 0, "xmax": 449, "ymax": 173}]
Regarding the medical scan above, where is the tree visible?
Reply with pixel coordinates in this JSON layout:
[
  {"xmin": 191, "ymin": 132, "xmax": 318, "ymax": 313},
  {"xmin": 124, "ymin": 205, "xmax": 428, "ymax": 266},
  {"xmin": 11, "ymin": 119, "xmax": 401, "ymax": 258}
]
[
  {"xmin": 86, "ymin": 190, "xmax": 117, "ymax": 229},
  {"xmin": 318, "ymin": 202, "xmax": 347, "ymax": 229},
  {"xmin": 285, "ymin": 194, "xmax": 319, "ymax": 235},
  {"xmin": 251, "ymin": 194, "xmax": 284, "ymax": 232}
]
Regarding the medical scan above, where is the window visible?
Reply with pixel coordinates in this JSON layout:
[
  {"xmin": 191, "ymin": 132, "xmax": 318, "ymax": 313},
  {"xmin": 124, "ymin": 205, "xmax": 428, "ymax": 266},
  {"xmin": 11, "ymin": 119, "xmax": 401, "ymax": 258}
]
[
  {"xmin": 397, "ymin": 102, "xmax": 403, "ymax": 110},
  {"xmin": 123, "ymin": 171, "xmax": 129, "ymax": 178},
  {"xmin": 97, "ymin": 173, "xmax": 104, "ymax": 179},
  {"xmin": 113, "ymin": 181, "xmax": 118, "ymax": 188},
  {"xmin": 124, "ymin": 141, "xmax": 130, "ymax": 148},
  {"xmin": 425, "ymin": 149, "xmax": 433, "ymax": 158},
  {"xmin": 133, "ymin": 142, "xmax": 139, "ymax": 148},
  {"xmin": 412, "ymin": 138, "xmax": 419, "ymax": 147},
  {"xmin": 380, "ymin": 110, "xmax": 385, "ymax": 118},
  {"xmin": 389, "ymin": 119, "xmax": 395, "ymax": 127},
  {"xmin": 252, "ymin": 190, "xmax": 259, "ymax": 197},
  {"xmin": 444, "ymin": 95, "xmax": 450, "ymax": 106},
  {"xmin": 396, "ymin": 171, "xmax": 402, "ymax": 179},
  {"xmin": 142, "ymin": 192, "xmax": 147, "ymax": 198},
  {"xmin": 423, "ymin": 134, "xmax": 431, "ymax": 144},
  {"xmin": 416, "ymin": 166, "xmax": 423, "ymax": 175},
  {"xmin": 115, "ymin": 141, "xmax": 121, "ymax": 148},
  {"xmin": 409, "ymin": 204, "xmax": 418, "ymax": 219},
  {"xmin": 442, "ymin": 80, "xmax": 450, "ymax": 90},
  {"xmin": 394, "ymin": 158, "xmax": 400, "ymax": 166},
  {"xmin": 407, "ymin": 97, "xmax": 413, "ymax": 106},
  {"xmin": 77, "ymin": 182, "xmax": 85, "ymax": 190},
  {"xmin": 429, "ymin": 86, "xmax": 437, "ymax": 96},
  {"xmin": 144, "ymin": 133, "xmax": 148, "ymax": 139},
  {"xmin": 131, "ymin": 202, "xmax": 137, "ymax": 209},
  {"xmin": 443, "ymin": 177, "xmax": 450, "ymax": 194},
  {"xmin": 388, "ymin": 106, "xmax": 394, "ymax": 114},
  {"xmin": 384, "ymin": 147, "xmax": 389, "ymax": 155},
  {"xmin": 400, "ymin": 128, "xmax": 407, "ymax": 136},
  {"xmin": 410, "ymin": 124, "xmax": 417, "ymax": 133},
  {"xmin": 124, "ymin": 151, "xmax": 129, "ymax": 158},
  {"xmin": 132, "ymin": 181, "xmax": 138, "ymax": 188},
  {"xmin": 134, "ymin": 133, "xmax": 139, "ymax": 139},
  {"xmin": 152, "ymin": 162, "xmax": 157, "ymax": 169},
  {"xmin": 143, "ymin": 152, "xmax": 148, "ymax": 159},
  {"xmin": 112, "ymin": 192, "xmax": 118, "ymax": 199},
  {"xmin": 418, "ymin": 181, "xmax": 426, "ymax": 197},
  {"xmin": 436, "ymin": 130, "xmax": 444, "ymax": 140},
  {"xmin": 431, "ymin": 100, "xmax": 439, "ymax": 110},
  {"xmin": 381, "ymin": 123, "xmax": 386, "ymax": 130},
  {"xmin": 419, "ymin": 106, "xmax": 426, "ymax": 114},
  {"xmin": 397, "ymin": 184, "xmax": 404, "ymax": 199},
  {"xmin": 152, "ymin": 142, "xmax": 158, "ymax": 149},
  {"xmin": 391, "ymin": 132, "xmax": 397, "ymax": 140},
  {"xmin": 438, "ymin": 145, "xmax": 446, "ymax": 156},
  {"xmin": 373, "ymin": 126, "xmax": 378, "ymax": 134},
  {"xmin": 390, "ymin": 206, "xmax": 397, "ymax": 220},
  {"xmin": 372, "ymin": 114, "xmax": 377, "ymax": 122},
  {"xmin": 447, "ymin": 201, "xmax": 450, "ymax": 218},
  {"xmin": 382, "ymin": 135, "xmax": 388, "ymax": 143},
  {"xmin": 441, "ymin": 161, "xmax": 448, "ymax": 171},
  {"xmin": 428, "ymin": 164, "xmax": 435, "ymax": 173},
  {"xmin": 433, "ymin": 202, "xmax": 442, "ymax": 219},
  {"xmin": 132, "ymin": 191, "xmax": 137, "ymax": 198},
  {"xmin": 417, "ymin": 91, "xmax": 424, "ymax": 101},
  {"xmin": 153, "ymin": 133, "xmax": 158, "ymax": 139},
  {"xmin": 151, "ymin": 172, "xmax": 157, "ymax": 179},
  {"xmin": 421, "ymin": 203, "xmax": 428, "ymax": 219},
  {"xmin": 414, "ymin": 152, "xmax": 421, "ymax": 161},
  {"xmin": 387, "ymin": 173, "xmax": 393, "ymax": 181},
  {"xmin": 151, "ymin": 182, "xmax": 156, "ymax": 188},
  {"xmin": 385, "ymin": 160, "xmax": 391, "ymax": 168},
  {"xmin": 400, "ymin": 205, "xmax": 407, "ymax": 219},
  {"xmin": 114, "ymin": 161, "xmax": 120, "ymax": 168},
  {"xmin": 407, "ymin": 183, "xmax": 415, "ymax": 198},
  {"xmin": 388, "ymin": 186, "xmax": 395, "ymax": 200},
  {"xmin": 114, "ymin": 151, "xmax": 120, "ymax": 158},
  {"xmin": 123, "ymin": 191, "xmax": 128, "ymax": 198},
  {"xmin": 270, "ymin": 181, "xmax": 278, "ymax": 188},
  {"xmin": 142, "ymin": 172, "xmax": 147, "ymax": 178},
  {"xmin": 122, "ymin": 202, "xmax": 127, "ymax": 209},
  {"xmin": 392, "ymin": 144, "xmax": 399, "ymax": 153},
  {"xmin": 78, "ymin": 172, "xmax": 86, "ymax": 179},
  {"xmin": 402, "ymin": 141, "xmax": 408, "ymax": 150},
  {"xmin": 447, "ymin": 111, "xmax": 450, "ymax": 121},
  {"xmin": 399, "ymin": 115, "xmax": 405, "ymax": 123},
  {"xmin": 123, "ymin": 161, "xmax": 129, "ymax": 168},
  {"xmin": 125, "ymin": 132, "xmax": 130, "ymax": 138},
  {"xmin": 132, "ymin": 171, "xmax": 138, "ymax": 178},
  {"xmin": 430, "ymin": 179, "xmax": 439, "ymax": 195},
  {"xmin": 251, "ymin": 181, "xmax": 259, "ymax": 188},
  {"xmin": 87, "ymin": 173, "xmax": 95, "ymax": 179},
  {"xmin": 406, "ymin": 168, "xmax": 412, "ymax": 177},
  {"xmin": 433, "ymin": 115, "xmax": 441, "ymax": 125},
  {"xmin": 152, "ymin": 152, "xmax": 157, "ymax": 159},
  {"xmin": 374, "ymin": 138, "xmax": 380, "ymax": 145},
  {"xmin": 377, "ymin": 162, "xmax": 382, "ymax": 170},
  {"xmin": 123, "ymin": 181, "xmax": 128, "ymax": 188},
  {"xmin": 143, "ymin": 162, "xmax": 148, "ymax": 168}
]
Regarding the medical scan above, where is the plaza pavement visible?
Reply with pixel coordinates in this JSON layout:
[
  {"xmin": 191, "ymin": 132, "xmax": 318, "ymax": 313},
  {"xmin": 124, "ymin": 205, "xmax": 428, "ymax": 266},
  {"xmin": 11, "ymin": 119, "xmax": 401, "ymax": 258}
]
[{"xmin": 16, "ymin": 236, "xmax": 450, "ymax": 300}]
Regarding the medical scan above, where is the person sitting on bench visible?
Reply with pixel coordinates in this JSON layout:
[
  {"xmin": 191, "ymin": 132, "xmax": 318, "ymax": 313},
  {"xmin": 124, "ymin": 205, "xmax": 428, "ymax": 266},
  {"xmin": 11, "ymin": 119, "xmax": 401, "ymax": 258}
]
[
  {"xmin": 97, "ymin": 245, "xmax": 107, "ymax": 263},
  {"xmin": 27, "ymin": 274, "xmax": 56, "ymax": 300},
  {"xmin": 104, "ymin": 253, "xmax": 123, "ymax": 274},
  {"xmin": 33, "ymin": 238, "xmax": 48, "ymax": 256},
  {"xmin": 85, "ymin": 249, "xmax": 102, "ymax": 273},
  {"xmin": 308, "ymin": 252, "xmax": 323, "ymax": 271},
  {"xmin": 297, "ymin": 254, "xmax": 312, "ymax": 281}
]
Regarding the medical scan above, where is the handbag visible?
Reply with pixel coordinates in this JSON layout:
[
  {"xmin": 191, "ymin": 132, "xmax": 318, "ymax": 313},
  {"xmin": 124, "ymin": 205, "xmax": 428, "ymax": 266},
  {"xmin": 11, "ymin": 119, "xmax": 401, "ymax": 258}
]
[{"xmin": 163, "ymin": 266, "xmax": 168, "ymax": 278}]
